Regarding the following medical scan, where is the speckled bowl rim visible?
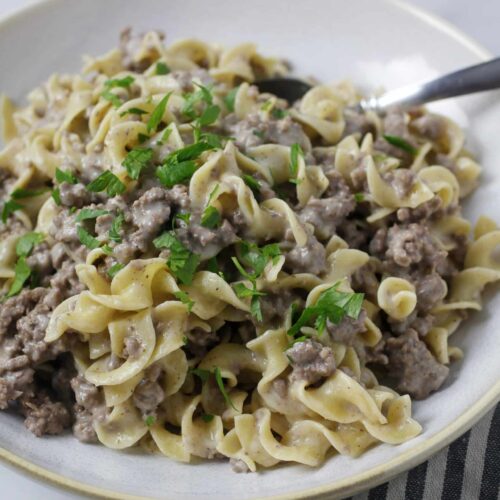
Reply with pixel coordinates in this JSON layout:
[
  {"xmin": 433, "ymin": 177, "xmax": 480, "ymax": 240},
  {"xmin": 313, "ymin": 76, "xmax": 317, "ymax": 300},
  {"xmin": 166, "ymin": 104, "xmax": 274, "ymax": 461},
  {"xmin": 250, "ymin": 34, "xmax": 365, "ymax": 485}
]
[{"xmin": 0, "ymin": 0, "xmax": 498, "ymax": 498}]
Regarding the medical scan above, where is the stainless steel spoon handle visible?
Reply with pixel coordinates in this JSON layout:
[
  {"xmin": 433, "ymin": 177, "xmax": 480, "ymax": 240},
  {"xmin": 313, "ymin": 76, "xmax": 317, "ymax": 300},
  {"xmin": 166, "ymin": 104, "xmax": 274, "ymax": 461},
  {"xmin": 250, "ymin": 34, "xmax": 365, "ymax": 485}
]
[{"xmin": 362, "ymin": 57, "xmax": 500, "ymax": 113}]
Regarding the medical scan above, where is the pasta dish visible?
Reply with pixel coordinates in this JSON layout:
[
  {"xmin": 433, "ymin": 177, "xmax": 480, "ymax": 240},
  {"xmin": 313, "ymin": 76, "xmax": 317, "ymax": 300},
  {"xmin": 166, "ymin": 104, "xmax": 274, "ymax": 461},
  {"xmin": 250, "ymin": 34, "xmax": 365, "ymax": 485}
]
[{"xmin": 0, "ymin": 30, "xmax": 498, "ymax": 472}]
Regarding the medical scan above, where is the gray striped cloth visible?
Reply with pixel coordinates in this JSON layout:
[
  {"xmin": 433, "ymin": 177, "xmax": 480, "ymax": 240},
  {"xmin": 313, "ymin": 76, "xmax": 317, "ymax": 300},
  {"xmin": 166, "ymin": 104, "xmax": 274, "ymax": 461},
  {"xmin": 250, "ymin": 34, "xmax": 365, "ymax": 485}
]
[{"xmin": 347, "ymin": 404, "xmax": 499, "ymax": 500}]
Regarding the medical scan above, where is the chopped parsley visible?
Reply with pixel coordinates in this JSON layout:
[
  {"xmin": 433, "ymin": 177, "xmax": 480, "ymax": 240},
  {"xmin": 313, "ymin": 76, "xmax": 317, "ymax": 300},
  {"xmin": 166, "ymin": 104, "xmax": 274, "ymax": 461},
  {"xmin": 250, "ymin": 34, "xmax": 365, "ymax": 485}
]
[
  {"xmin": 288, "ymin": 283, "xmax": 364, "ymax": 337},
  {"xmin": 156, "ymin": 141, "xmax": 214, "ymax": 188},
  {"xmin": 147, "ymin": 93, "xmax": 172, "ymax": 133},
  {"xmin": 252, "ymin": 129, "xmax": 265, "ymax": 139},
  {"xmin": 172, "ymin": 212, "xmax": 191, "ymax": 228},
  {"xmin": 383, "ymin": 134, "xmax": 417, "ymax": 155},
  {"xmin": 201, "ymin": 206, "xmax": 221, "ymax": 229},
  {"xmin": 15, "ymin": 232, "xmax": 44, "ymax": 257},
  {"xmin": 51, "ymin": 189, "xmax": 61, "ymax": 206},
  {"xmin": 144, "ymin": 415, "xmax": 156, "ymax": 427},
  {"xmin": 206, "ymin": 256, "xmax": 219, "ymax": 274},
  {"xmin": 101, "ymin": 90, "xmax": 122, "ymax": 108},
  {"xmin": 271, "ymin": 108, "xmax": 288, "ymax": 119},
  {"xmin": 155, "ymin": 62, "xmax": 171, "ymax": 75},
  {"xmin": 354, "ymin": 192, "xmax": 365, "ymax": 203},
  {"xmin": 173, "ymin": 290, "xmax": 194, "ymax": 312},
  {"xmin": 107, "ymin": 262, "xmax": 124, "ymax": 278},
  {"xmin": 104, "ymin": 76, "xmax": 135, "ymax": 89},
  {"xmin": 75, "ymin": 208, "xmax": 109, "ymax": 222},
  {"xmin": 223, "ymin": 86, "xmax": 239, "ymax": 112},
  {"xmin": 120, "ymin": 107, "xmax": 148, "ymax": 117},
  {"xmin": 190, "ymin": 367, "xmax": 211, "ymax": 384},
  {"xmin": 214, "ymin": 367, "xmax": 238, "ymax": 411},
  {"xmin": 289, "ymin": 143, "xmax": 303, "ymax": 182},
  {"xmin": 86, "ymin": 171, "xmax": 126, "ymax": 197},
  {"xmin": 55, "ymin": 168, "xmax": 78, "ymax": 185},
  {"xmin": 108, "ymin": 213, "xmax": 124, "ymax": 243},
  {"xmin": 122, "ymin": 147, "xmax": 153, "ymax": 180},
  {"xmin": 11, "ymin": 187, "xmax": 50, "ymax": 199},
  {"xmin": 1, "ymin": 199, "xmax": 22, "ymax": 223},
  {"xmin": 182, "ymin": 83, "xmax": 214, "ymax": 120},
  {"xmin": 201, "ymin": 413, "xmax": 214, "ymax": 423},
  {"xmin": 138, "ymin": 133, "xmax": 150, "ymax": 144},
  {"xmin": 242, "ymin": 175, "xmax": 261, "ymax": 195},
  {"xmin": 153, "ymin": 231, "xmax": 200, "ymax": 284},
  {"xmin": 6, "ymin": 257, "xmax": 31, "ymax": 298},
  {"xmin": 77, "ymin": 225, "xmax": 101, "ymax": 250}
]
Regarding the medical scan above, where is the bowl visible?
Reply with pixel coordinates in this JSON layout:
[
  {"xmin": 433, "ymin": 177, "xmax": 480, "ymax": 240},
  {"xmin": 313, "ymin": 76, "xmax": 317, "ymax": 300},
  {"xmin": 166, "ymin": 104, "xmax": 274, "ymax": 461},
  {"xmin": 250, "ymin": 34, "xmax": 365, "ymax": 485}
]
[{"xmin": 0, "ymin": 0, "xmax": 499, "ymax": 498}]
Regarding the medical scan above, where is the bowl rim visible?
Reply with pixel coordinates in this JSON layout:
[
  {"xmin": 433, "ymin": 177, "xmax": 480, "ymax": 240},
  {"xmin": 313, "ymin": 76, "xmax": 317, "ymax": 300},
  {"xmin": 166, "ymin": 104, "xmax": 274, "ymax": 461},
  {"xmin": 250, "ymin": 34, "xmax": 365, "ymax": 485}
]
[{"xmin": 0, "ymin": 0, "xmax": 498, "ymax": 499}]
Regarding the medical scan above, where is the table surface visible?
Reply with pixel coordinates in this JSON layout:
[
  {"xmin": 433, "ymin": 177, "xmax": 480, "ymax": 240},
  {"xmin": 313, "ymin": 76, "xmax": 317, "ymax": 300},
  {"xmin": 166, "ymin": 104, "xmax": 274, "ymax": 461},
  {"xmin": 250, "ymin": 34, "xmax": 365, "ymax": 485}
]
[{"xmin": 0, "ymin": 0, "xmax": 498, "ymax": 498}]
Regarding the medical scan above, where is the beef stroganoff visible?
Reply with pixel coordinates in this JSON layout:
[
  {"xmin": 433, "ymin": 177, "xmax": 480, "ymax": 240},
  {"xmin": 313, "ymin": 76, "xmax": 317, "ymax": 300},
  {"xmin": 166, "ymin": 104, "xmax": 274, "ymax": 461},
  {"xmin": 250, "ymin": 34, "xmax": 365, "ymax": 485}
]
[{"xmin": 0, "ymin": 30, "xmax": 499, "ymax": 472}]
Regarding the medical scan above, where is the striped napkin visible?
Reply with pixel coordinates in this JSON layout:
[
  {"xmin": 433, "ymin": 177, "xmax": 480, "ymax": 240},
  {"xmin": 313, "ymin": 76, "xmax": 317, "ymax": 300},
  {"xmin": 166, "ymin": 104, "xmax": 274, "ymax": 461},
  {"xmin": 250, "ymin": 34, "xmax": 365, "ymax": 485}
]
[{"xmin": 348, "ymin": 404, "xmax": 499, "ymax": 500}]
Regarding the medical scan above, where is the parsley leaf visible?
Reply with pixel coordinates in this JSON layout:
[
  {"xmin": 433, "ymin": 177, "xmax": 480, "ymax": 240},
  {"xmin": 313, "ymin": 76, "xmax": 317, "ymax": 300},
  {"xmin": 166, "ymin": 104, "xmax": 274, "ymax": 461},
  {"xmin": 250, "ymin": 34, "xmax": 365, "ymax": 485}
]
[
  {"xmin": 172, "ymin": 212, "xmax": 191, "ymax": 228},
  {"xmin": 101, "ymin": 90, "xmax": 122, "ymax": 108},
  {"xmin": 223, "ymin": 86, "xmax": 239, "ymax": 112},
  {"xmin": 288, "ymin": 283, "xmax": 364, "ymax": 337},
  {"xmin": 107, "ymin": 262, "xmax": 124, "ymax": 278},
  {"xmin": 122, "ymin": 147, "xmax": 153, "ymax": 180},
  {"xmin": 86, "ymin": 171, "xmax": 126, "ymax": 197},
  {"xmin": 147, "ymin": 92, "xmax": 172, "ymax": 133},
  {"xmin": 289, "ymin": 143, "xmax": 303, "ymax": 181},
  {"xmin": 77, "ymin": 225, "xmax": 101, "ymax": 250},
  {"xmin": 51, "ymin": 188, "xmax": 61, "ymax": 206},
  {"xmin": 16, "ymin": 232, "xmax": 44, "ymax": 257},
  {"xmin": 182, "ymin": 83, "xmax": 213, "ymax": 120},
  {"xmin": 237, "ymin": 241, "xmax": 281, "ymax": 279},
  {"xmin": 206, "ymin": 256, "xmax": 219, "ymax": 274},
  {"xmin": 75, "ymin": 208, "xmax": 109, "ymax": 222},
  {"xmin": 233, "ymin": 282, "xmax": 266, "ymax": 299},
  {"xmin": 200, "ymin": 206, "xmax": 221, "ymax": 229},
  {"xmin": 138, "ymin": 133, "xmax": 150, "ymax": 144},
  {"xmin": 190, "ymin": 368, "xmax": 211, "ymax": 384},
  {"xmin": 6, "ymin": 256, "xmax": 31, "ymax": 298},
  {"xmin": 105, "ymin": 76, "xmax": 134, "ymax": 88},
  {"xmin": 201, "ymin": 413, "xmax": 214, "ymax": 423},
  {"xmin": 144, "ymin": 415, "xmax": 155, "ymax": 427},
  {"xmin": 156, "ymin": 160, "xmax": 197, "ymax": 188},
  {"xmin": 197, "ymin": 104, "xmax": 220, "ymax": 127},
  {"xmin": 155, "ymin": 62, "xmax": 170, "ymax": 75},
  {"xmin": 354, "ymin": 193, "xmax": 365, "ymax": 202},
  {"xmin": 1, "ymin": 199, "xmax": 22, "ymax": 223},
  {"xmin": 11, "ymin": 187, "xmax": 50, "ymax": 199},
  {"xmin": 153, "ymin": 231, "xmax": 200, "ymax": 284},
  {"xmin": 243, "ymin": 175, "xmax": 261, "ymax": 194},
  {"xmin": 173, "ymin": 290, "xmax": 194, "ymax": 312},
  {"xmin": 120, "ymin": 107, "xmax": 148, "ymax": 117},
  {"xmin": 109, "ymin": 213, "xmax": 124, "ymax": 243},
  {"xmin": 271, "ymin": 108, "xmax": 287, "ymax": 119},
  {"xmin": 167, "ymin": 141, "xmax": 214, "ymax": 163},
  {"xmin": 55, "ymin": 168, "xmax": 78, "ymax": 185},
  {"xmin": 214, "ymin": 367, "xmax": 238, "ymax": 411},
  {"xmin": 250, "ymin": 296, "xmax": 263, "ymax": 322},
  {"xmin": 383, "ymin": 134, "xmax": 417, "ymax": 155}
]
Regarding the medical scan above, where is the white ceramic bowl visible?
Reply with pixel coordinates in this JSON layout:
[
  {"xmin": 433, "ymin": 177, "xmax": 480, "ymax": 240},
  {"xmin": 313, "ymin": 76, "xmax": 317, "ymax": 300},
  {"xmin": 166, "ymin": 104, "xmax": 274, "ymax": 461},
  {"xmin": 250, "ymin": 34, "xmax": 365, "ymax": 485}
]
[{"xmin": 0, "ymin": 0, "xmax": 499, "ymax": 498}]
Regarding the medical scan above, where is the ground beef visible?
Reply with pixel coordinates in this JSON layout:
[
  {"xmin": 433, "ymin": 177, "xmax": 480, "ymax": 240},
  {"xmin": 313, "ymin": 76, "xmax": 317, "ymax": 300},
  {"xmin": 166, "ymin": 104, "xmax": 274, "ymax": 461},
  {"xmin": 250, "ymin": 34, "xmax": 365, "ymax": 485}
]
[
  {"xmin": 385, "ymin": 329, "xmax": 449, "ymax": 399},
  {"xmin": 389, "ymin": 312, "xmax": 435, "ymax": 338},
  {"xmin": 351, "ymin": 261, "xmax": 380, "ymax": 300},
  {"xmin": 342, "ymin": 108, "xmax": 376, "ymax": 138},
  {"xmin": 383, "ymin": 169, "xmax": 416, "ymax": 199},
  {"xmin": 327, "ymin": 310, "xmax": 367, "ymax": 345},
  {"xmin": 176, "ymin": 219, "xmax": 238, "ymax": 260},
  {"xmin": 410, "ymin": 114, "xmax": 447, "ymax": 141},
  {"xmin": 0, "ymin": 368, "xmax": 34, "ymax": 409},
  {"xmin": 25, "ymin": 243, "xmax": 53, "ymax": 283},
  {"xmin": 284, "ymin": 235, "xmax": 327, "ymax": 275},
  {"xmin": 21, "ymin": 392, "xmax": 71, "ymax": 437},
  {"xmin": 259, "ymin": 290, "xmax": 299, "ymax": 328},
  {"xmin": 286, "ymin": 339, "xmax": 336, "ymax": 384},
  {"xmin": 224, "ymin": 112, "xmax": 311, "ymax": 152},
  {"xmin": 414, "ymin": 272, "xmax": 447, "ymax": 312},
  {"xmin": 184, "ymin": 327, "xmax": 219, "ymax": 358},
  {"xmin": 384, "ymin": 223, "xmax": 447, "ymax": 269},
  {"xmin": 299, "ymin": 171, "xmax": 355, "ymax": 240},
  {"xmin": 58, "ymin": 182, "xmax": 93, "ymax": 208},
  {"xmin": 133, "ymin": 378, "xmax": 165, "ymax": 416},
  {"xmin": 396, "ymin": 196, "xmax": 443, "ymax": 223}
]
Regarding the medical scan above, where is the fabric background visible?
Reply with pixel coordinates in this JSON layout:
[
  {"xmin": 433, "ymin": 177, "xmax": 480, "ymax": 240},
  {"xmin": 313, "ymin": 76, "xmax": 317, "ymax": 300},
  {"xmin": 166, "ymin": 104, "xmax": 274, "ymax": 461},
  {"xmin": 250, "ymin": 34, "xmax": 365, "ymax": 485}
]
[{"xmin": 0, "ymin": 1, "xmax": 498, "ymax": 499}]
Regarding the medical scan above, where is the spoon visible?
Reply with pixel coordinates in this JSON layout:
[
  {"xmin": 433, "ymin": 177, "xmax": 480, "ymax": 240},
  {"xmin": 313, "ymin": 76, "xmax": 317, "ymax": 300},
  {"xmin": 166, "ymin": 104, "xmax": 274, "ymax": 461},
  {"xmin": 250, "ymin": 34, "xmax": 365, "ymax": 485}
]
[{"xmin": 256, "ymin": 57, "xmax": 500, "ymax": 113}]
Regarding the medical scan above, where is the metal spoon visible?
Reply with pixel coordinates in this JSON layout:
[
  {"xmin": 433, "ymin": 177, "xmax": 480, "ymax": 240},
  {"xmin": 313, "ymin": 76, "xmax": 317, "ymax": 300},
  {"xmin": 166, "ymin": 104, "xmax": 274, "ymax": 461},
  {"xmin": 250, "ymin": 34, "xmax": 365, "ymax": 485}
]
[{"xmin": 256, "ymin": 57, "xmax": 500, "ymax": 113}]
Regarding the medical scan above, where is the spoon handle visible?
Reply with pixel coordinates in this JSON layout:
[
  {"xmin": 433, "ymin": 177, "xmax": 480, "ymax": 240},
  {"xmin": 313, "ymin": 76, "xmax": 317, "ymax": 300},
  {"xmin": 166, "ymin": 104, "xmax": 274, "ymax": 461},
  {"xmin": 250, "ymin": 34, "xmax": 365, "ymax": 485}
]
[{"xmin": 363, "ymin": 57, "xmax": 500, "ymax": 113}]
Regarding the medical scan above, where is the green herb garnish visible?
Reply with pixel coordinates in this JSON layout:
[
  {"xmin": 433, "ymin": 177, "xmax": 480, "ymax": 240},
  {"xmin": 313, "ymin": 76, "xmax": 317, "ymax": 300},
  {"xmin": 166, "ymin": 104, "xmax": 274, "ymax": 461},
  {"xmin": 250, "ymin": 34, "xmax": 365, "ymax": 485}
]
[
  {"xmin": 107, "ymin": 262, "xmax": 124, "ymax": 278},
  {"xmin": 223, "ymin": 86, "xmax": 239, "ymax": 112},
  {"xmin": 122, "ymin": 147, "xmax": 153, "ymax": 180},
  {"xmin": 77, "ymin": 225, "xmax": 101, "ymax": 250},
  {"xmin": 147, "ymin": 93, "xmax": 173, "ymax": 133},
  {"xmin": 289, "ymin": 143, "xmax": 303, "ymax": 181},
  {"xmin": 155, "ymin": 62, "xmax": 171, "ymax": 75},
  {"xmin": 1, "ymin": 200, "xmax": 22, "ymax": 223},
  {"xmin": 383, "ymin": 134, "xmax": 417, "ymax": 155},
  {"xmin": 153, "ymin": 231, "xmax": 200, "ymax": 285},
  {"xmin": 6, "ymin": 257, "xmax": 31, "ymax": 298},
  {"xmin": 288, "ymin": 283, "xmax": 364, "ymax": 337},
  {"xmin": 120, "ymin": 107, "xmax": 148, "ymax": 118},
  {"xmin": 200, "ymin": 206, "xmax": 221, "ymax": 229},
  {"xmin": 101, "ymin": 90, "xmax": 122, "ymax": 108},
  {"xmin": 75, "ymin": 208, "xmax": 110, "ymax": 222},
  {"xmin": 214, "ymin": 367, "xmax": 238, "ymax": 411},
  {"xmin": 201, "ymin": 413, "xmax": 214, "ymax": 423},
  {"xmin": 55, "ymin": 168, "xmax": 78, "ymax": 185},
  {"xmin": 11, "ymin": 187, "xmax": 50, "ymax": 199},
  {"xmin": 190, "ymin": 368, "xmax": 211, "ymax": 384},
  {"xmin": 105, "ymin": 76, "xmax": 135, "ymax": 89},
  {"xmin": 15, "ymin": 232, "xmax": 44, "ymax": 257},
  {"xmin": 242, "ymin": 175, "xmax": 261, "ymax": 194},
  {"xmin": 271, "ymin": 108, "xmax": 287, "ymax": 119},
  {"xmin": 86, "ymin": 171, "xmax": 126, "ymax": 197},
  {"xmin": 354, "ymin": 193, "xmax": 365, "ymax": 203},
  {"xmin": 182, "ymin": 83, "xmax": 214, "ymax": 120},
  {"xmin": 144, "ymin": 415, "xmax": 155, "ymax": 427},
  {"xmin": 108, "ymin": 213, "xmax": 124, "ymax": 243},
  {"xmin": 173, "ymin": 290, "xmax": 194, "ymax": 312}
]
